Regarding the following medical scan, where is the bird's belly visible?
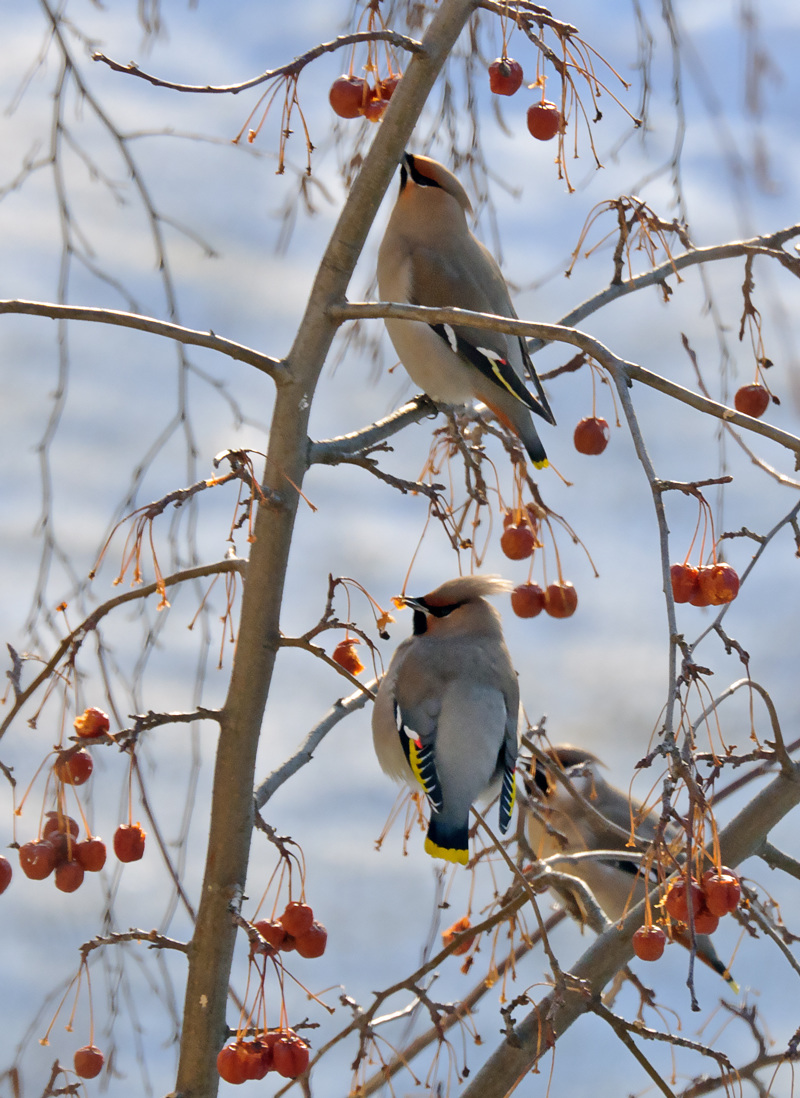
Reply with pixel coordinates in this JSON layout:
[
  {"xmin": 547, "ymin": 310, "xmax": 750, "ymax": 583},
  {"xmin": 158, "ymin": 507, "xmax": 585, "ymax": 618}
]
[{"xmin": 384, "ymin": 318, "xmax": 476, "ymax": 405}]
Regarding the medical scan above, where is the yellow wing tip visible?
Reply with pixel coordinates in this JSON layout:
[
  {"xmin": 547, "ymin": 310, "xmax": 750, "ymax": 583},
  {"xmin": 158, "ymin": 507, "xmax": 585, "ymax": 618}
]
[{"xmin": 424, "ymin": 837, "xmax": 468, "ymax": 865}]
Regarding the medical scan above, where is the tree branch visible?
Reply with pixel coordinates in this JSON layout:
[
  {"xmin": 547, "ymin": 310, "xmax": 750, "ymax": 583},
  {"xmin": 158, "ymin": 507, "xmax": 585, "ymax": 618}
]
[
  {"xmin": 0, "ymin": 299, "xmax": 286, "ymax": 380},
  {"xmin": 92, "ymin": 30, "xmax": 424, "ymax": 95}
]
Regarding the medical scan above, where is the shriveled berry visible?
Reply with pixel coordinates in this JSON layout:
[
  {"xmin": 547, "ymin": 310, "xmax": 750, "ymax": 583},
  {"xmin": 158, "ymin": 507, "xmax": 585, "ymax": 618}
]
[
  {"xmin": 73, "ymin": 706, "xmax": 110, "ymax": 738},
  {"xmin": 332, "ymin": 639, "xmax": 365, "ymax": 676},
  {"xmin": 442, "ymin": 915, "xmax": 475, "ymax": 956}
]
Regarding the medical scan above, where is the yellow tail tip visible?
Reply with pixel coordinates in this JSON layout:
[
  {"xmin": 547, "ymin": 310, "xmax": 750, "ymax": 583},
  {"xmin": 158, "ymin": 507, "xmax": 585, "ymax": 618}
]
[{"xmin": 425, "ymin": 837, "xmax": 468, "ymax": 865}]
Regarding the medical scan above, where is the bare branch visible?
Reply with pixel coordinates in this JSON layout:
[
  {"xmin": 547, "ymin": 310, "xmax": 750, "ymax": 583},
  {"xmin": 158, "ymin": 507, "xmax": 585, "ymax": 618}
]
[
  {"xmin": 0, "ymin": 299, "xmax": 286, "ymax": 380},
  {"xmin": 92, "ymin": 30, "xmax": 424, "ymax": 95}
]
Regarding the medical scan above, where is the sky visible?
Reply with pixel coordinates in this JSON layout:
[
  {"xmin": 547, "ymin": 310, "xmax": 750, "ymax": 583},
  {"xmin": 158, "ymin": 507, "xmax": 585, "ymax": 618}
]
[{"xmin": 1, "ymin": 1, "xmax": 799, "ymax": 1096}]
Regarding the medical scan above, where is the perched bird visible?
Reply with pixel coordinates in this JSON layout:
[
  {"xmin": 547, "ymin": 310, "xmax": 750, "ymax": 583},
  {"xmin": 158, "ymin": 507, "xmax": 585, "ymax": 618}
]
[
  {"xmin": 372, "ymin": 576, "xmax": 520, "ymax": 865},
  {"xmin": 377, "ymin": 152, "xmax": 556, "ymax": 468},
  {"xmin": 525, "ymin": 745, "xmax": 737, "ymax": 986}
]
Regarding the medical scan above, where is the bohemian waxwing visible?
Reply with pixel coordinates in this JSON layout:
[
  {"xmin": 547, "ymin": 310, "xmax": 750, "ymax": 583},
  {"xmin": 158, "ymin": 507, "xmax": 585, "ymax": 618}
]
[
  {"xmin": 372, "ymin": 575, "xmax": 520, "ymax": 865},
  {"xmin": 525, "ymin": 745, "xmax": 737, "ymax": 987},
  {"xmin": 377, "ymin": 152, "xmax": 556, "ymax": 469}
]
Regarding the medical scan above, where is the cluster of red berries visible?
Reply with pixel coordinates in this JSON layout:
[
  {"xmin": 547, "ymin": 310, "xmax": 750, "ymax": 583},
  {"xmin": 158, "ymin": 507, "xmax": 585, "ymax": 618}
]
[
  {"xmin": 11, "ymin": 706, "xmax": 145, "ymax": 894},
  {"xmin": 217, "ymin": 1030, "xmax": 310, "ymax": 1084},
  {"xmin": 252, "ymin": 900, "xmax": 328, "ymax": 960},
  {"xmin": 487, "ymin": 57, "xmax": 562, "ymax": 141},
  {"xmin": 632, "ymin": 867, "xmax": 741, "ymax": 961},
  {"xmin": 670, "ymin": 561, "xmax": 740, "ymax": 607},
  {"xmin": 329, "ymin": 73, "xmax": 400, "ymax": 122},
  {"xmin": 17, "ymin": 813, "xmax": 145, "ymax": 892},
  {"xmin": 500, "ymin": 511, "xmax": 578, "ymax": 619}
]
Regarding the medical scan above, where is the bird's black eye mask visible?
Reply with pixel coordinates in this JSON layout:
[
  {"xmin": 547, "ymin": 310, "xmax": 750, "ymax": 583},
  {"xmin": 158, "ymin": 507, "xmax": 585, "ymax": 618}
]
[
  {"xmin": 401, "ymin": 154, "xmax": 439, "ymax": 193},
  {"xmin": 410, "ymin": 598, "xmax": 464, "ymax": 635}
]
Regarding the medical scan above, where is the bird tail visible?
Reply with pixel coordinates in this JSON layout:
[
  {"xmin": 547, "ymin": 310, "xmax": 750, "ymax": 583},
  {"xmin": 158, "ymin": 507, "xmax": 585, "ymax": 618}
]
[
  {"xmin": 674, "ymin": 928, "xmax": 739, "ymax": 991},
  {"xmin": 483, "ymin": 396, "xmax": 548, "ymax": 469},
  {"xmin": 425, "ymin": 816, "xmax": 469, "ymax": 865}
]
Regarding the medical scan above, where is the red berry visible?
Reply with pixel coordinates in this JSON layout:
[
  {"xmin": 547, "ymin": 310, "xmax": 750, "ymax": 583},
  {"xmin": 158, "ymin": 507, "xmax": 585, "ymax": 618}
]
[
  {"xmin": 670, "ymin": 563, "xmax": 699, "ymax": 604},
  {"xmin": 253, "ymin": 918, "xmax": 287, "ymax": 953},
  {"xmin": 55, "ymin": 860, "xmax": 84, "ymax": 893},
  {"xmin": 73, "ymin": 706, "xmax": 110, "ymax": 739},
  {"xmin": 0, "ymin": 855, "xmax": 12, "ymax": 894},
  {"xmin": 632, "ymin": 924, "xmax": 666, "ymax": 961},
  {"xmin": 377, "ymin": 74, "xmax": 401, "ymax": 101},
  {"xmin": 75, "ymin": 838, "xmax": 107, "ymax": 873},
  {"xmin": 43, "ymin": 812, "xmax": 80, "ymax": 840},
  {"xmin": 280, "ymin": 901, "xmax": 314, "ymax": 938},
  {"xmin": 54, "ymin": 748, "xmax": 93, "ymax": 786},
  {"xmin": 511, "ymin": 582, "xmax": 545, "ymax": 619},
  {"xmin": 573, "ymin": 416, "xmax": 610, "ymax": 455},
  {"xmin": 332, "ymin": 639, "xmax": 365, "ymax": 676},
  {"xmin": 217, "ymin": 1042, "xmax": 248, "ymax": 1085},
  {"xmin": 273, "ymin": 1033, "xmax": 310, "ymax": 1079},
  {"xmin": 362, "ymin": 93, "xmax": 388, "ymax": 122},
  {"xmin": 697, "ymin": 563, "xmax": 740, "ymax": 606},
  {"xmin": 544, "ymin": 582, "xmax": 578, "ymax": 618},
  {"xmin": 46, "ymin": 831, "xmax": 73, "ymax": 866},
  {"xmin": 500, "ymin": 522, "xmax": 535, "ymax": 560},
  {"xmin": 488, "ymin": 57, "xmax": 524, "ymax": 96},
  {"xmin": 734, "ymin": 384, "xmax": 770, "ymax": 418},
  {"xmin": 239, "ymin": 1040, "xmax": 271, "ymax": 1081},
  {"xmin": 692, "ymin": 905, "xmax": 719, "ymax": 935},
  {"xmin": 295, "ymin": 921, "xmax": 328, "ymax": 959},
  {"xmin": 113, "ymin": 823, "xmax": 146, "ymax": 863},
  {"xmin": 527, "ymin": 101, "xmax": 561, "ymax": 141},
  {"xmin": 664, "ymin": 876, "xmax": 703, "ymax": 922},
  {"xmin": 19, "ymin": 839, "xmax": 56, "ymax": 880},
  {"xmin": 74, "ymin": 1045, "xmax": 104, "ymax": 1079},
  {"xmin": 702, "ymin": 870, "xmax": 741, "ymax": 916},
  {"xmin": 329, "ymin": 75, "xmax": 369, "ymax": 119},
  {"xmin": 442, "ymin": 916, "xmax": 475, "ymax": 956}
]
